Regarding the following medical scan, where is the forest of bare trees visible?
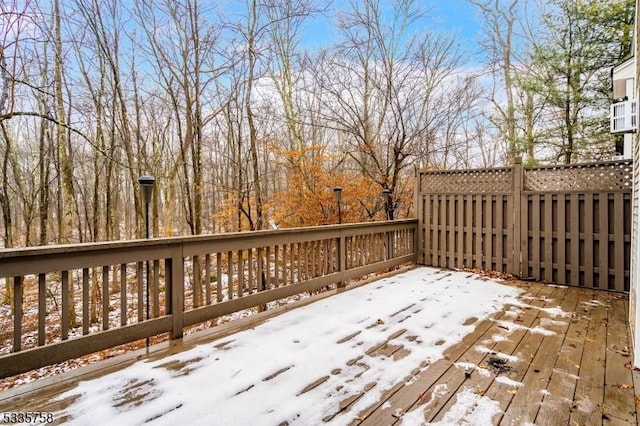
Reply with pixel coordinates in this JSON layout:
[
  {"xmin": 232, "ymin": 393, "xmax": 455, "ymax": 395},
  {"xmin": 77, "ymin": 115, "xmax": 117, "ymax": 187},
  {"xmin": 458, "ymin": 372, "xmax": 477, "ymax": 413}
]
[{"xmin": 0, "ymin": 0, "xmax": 634, "ymax": 247}]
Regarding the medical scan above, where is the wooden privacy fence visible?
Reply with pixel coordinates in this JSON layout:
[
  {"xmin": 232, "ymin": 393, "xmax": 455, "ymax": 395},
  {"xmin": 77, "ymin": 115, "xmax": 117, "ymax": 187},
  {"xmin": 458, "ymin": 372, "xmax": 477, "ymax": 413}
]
[
  {"xmin": 416, "ymin": 159, "xmax": 632, "ymax": 292},
  {"xmin": 0, "ymin": 220, "xmax": 416, "ymax": 379}
]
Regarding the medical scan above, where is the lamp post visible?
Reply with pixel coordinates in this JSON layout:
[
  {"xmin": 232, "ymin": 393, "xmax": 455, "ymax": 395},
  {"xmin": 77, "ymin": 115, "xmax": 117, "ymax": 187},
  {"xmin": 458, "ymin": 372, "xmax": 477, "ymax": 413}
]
[
  {"xmin": 334, "ymin": 186, "xmax": 342, "ymax": 224},
  {"xmin": 138, "ymin": 175, "xmax": 155, "ymax": 349},
  {"xmin": 382, "ymin": 188, "xmax": 394, "ymax": 220}
]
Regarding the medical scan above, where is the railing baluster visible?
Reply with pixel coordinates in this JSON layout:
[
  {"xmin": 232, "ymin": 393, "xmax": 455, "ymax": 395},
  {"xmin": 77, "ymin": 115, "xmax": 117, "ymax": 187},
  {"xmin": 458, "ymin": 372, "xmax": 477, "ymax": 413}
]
[
  {"xmin": 170, "ymin": 246, "xmax": 184, "ymax": 340},
  {"xmin": 282, "ymin": 244, "xmax": 288, "ymax": 285},
  {"xmin": 216, "ymin": 252, "xmax": 223, "ymax": 302},
  {"xmin": 248, "ymin": 249, "xmax": 254, "ymax": 294},
  {"xmin": 193, "ymin": 255, "xmax": 200, "ymax": 308},
  {"xmin": 102, "ymin": 266, "xmax": 109, "ymax": 330},
  {"xmin": 82, "ymin": 268, "xmax": 89, "ymax": 335},
  {"xmin": 13, "ymin": 276, "xmax": 23, "ymax": 352},
  {"xmin": 290, "ymin": 243, "xmax": 295, "ymax": 283},
  {"xmin": 137, "ymin": 262, "xmax": 144, "ymax": 322},
  {"xmin": 309, "ymin": 242, "xmax": 314, "ymax": 278},
  {"xmin": 62, "ymin": 270, "xmax": 69, "ymax": 340},
  {"xmin": 227, "ymin": 251, "xmax": 233, "ymax": 300},
  {"xmin": 120, "ymin": 264, "xmax": 127, "ymax": 326},
  {"xmin": 325, "ymin": 240, "xmax": 330, "ymax": 274},
  {"xmin": 205, "ymin": 254, "xmax": 211, "ymax": 304},
  {"xmin": 304, "ymin": 242, "xmax": 309, "ymax": 280},
  {"xmin": 165, "ymin": 258, "xmax": 173, "ymax": 315},
  {"xmin": 296, "ymin": 243, "xmax": 301, "ymax": 282},
  {"xmin": 257, "ymin": 247, "xmax": 264, "ymax": 292},
  {"xmin": 265, "ymin": 246, "xmax": 271, "ymax": 290},
  {"xmin": 238, "ymin": 249, "xmax": 244, "ymax": 297},
  {"xmin": 153, "ymin": 259, "xmax": 160, "ymax": 317},
  {"xmin": 274, "ymin": 245, "xmax": 279, "ymax": 288},
  {"xmin": 38, "ymin": 273, "xmax": 46, "ymax": 346}
]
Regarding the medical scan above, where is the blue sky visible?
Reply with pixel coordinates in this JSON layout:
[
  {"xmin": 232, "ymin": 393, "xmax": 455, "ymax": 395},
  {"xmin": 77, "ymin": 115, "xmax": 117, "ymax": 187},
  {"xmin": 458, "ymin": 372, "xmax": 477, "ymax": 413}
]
[{"xmin": 299, "ymin": 0, "xmax": 483, "ymax": 54}]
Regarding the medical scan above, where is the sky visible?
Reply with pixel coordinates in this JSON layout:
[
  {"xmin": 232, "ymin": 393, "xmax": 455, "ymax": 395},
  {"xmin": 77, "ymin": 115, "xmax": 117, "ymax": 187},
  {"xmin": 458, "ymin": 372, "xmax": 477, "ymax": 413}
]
[
  {"xmin": 298, "ymin": 0, "xmax": 483, "ymax": 53},
  {"xmin": 48, "ymin": 267, "xmax": 562, "ymax": 425}
]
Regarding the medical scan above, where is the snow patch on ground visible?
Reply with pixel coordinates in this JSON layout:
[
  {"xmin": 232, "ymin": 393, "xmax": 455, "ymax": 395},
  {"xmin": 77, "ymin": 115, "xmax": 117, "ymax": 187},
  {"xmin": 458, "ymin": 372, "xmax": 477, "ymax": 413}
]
[
  {"xmin": 495, "ymin": 320, "xmax": 556, "ymax": 336},
  {"xmin": 575, "ymin": 396, "xmax": 594, "ymax": 414},
  {"xmin": 539, "ymin": 318, "xmax": 567, "ymax": 327},
  {"xmin": 509, "ymin": 300, "xmax": 570, "ymax": 318},
  {"xmin": 474, "ymin": 346, "xmax": 520, "ymax": 363},
  {"xmin": 490, "ymin": 333, "xmax": 510, "ymax": 342},
  {"xmin": 581, "ymin": 299, "xmax": 608, "ymax": 308},
  {"xmin": 495, "ymin": 376, "xmax": 523, "ymax": 387}
]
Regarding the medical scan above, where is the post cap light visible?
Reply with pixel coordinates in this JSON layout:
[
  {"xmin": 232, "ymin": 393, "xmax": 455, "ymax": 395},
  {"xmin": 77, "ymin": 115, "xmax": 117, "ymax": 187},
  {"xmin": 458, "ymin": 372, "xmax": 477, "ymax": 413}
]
[
  {"xmin": 334, "ymin": 186, "xmax": 342, "ymax": 203},
  {"xmin": 138, "ymin": 175, "xmax": 155, "ymax": 204},
  {"xmin": 382, "ymin": 188, "xmax": 391, "ymax": 204}
]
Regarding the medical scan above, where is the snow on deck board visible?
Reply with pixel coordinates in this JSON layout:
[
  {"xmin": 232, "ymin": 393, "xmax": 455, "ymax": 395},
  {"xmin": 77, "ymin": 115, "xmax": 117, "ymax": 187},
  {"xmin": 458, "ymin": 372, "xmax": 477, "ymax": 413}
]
[
  {"xmin": 365, "ymin": 280, "xmax": 547, "ymax": 425},
  {"xmin": 429, "ymin": 281, "xmax": 560, "ymax": 424},
  {"xmin": 527, "ymin": 282, "xmax": 586, "ymax": 425},
  {"xmin": 491, "ymin": 280, "xmax": 582, "ymax": 425},
  {"xmin": 0, "ymin": 267, "xmax": 637, "ymax": 426}
]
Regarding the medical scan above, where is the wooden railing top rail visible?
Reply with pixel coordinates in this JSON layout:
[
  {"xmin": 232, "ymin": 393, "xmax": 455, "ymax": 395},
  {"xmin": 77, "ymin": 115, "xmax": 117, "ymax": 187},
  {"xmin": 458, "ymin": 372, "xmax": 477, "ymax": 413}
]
[{"xmin": 0, "ymin": 220, "xmax": 418, "ymax": 277}]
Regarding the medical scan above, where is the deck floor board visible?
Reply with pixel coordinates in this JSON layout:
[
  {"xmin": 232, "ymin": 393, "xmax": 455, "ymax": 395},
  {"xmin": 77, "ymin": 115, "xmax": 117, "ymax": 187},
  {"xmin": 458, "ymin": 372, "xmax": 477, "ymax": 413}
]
[{"xmin": 0, "ymin": 276, "xmax": 636, "ymax": 425}]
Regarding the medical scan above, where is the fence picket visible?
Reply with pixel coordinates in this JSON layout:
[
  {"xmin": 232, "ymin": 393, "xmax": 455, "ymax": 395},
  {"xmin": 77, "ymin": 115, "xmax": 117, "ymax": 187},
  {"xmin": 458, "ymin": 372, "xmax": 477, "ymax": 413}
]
[
  {"xmin": 570, "ymin": 194, "xmax": 580, "ymax": 285},
  {"xmin": 614, "ymin": 192, "xmax": 625, "ymax": 291},
  {"xmin": 557, "ymin": 194, "xmax": 567, "ymax": 284},
  {"xmin": 457, "ymin": 195, "xmax": 464, "ymax": 269},
  {"xmin": 465, "ymin": 195, "xmax": 473, "ymax": 269},
  {"xmin": 544, "ymin": 194, "xmax": 553, "ymax": 283},
  {"xmin": 486, "ymin": 195, "xmax": 493, "ymax": 271},
  {"xmin": 599, "ymin": 194, "xmax": 609, "ymax": 290}
]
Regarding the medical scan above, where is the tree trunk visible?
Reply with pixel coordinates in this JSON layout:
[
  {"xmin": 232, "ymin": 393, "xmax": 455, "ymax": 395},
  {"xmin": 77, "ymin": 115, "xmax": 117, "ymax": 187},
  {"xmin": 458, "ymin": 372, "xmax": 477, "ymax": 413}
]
[
  {"xmin": 246, "ymin": 0, "xmax": 264, "ymax": 231},
  {"xmin": 54, "ymin": 0, "xmax": 77, "ymax": 327}
]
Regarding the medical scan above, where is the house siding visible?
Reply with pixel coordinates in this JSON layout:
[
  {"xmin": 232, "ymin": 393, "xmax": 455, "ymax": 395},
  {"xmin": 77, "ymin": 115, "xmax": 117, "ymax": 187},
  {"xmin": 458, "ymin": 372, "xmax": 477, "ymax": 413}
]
[{"xmin": 631, "ymin": 0, "xmax": 640, "ymax": 368}]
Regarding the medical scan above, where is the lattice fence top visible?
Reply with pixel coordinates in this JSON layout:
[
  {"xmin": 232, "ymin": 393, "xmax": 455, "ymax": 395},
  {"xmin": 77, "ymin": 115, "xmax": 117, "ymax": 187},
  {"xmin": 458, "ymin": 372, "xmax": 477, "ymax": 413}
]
[
  {"xmin": 524, "ymin": 161, "xmax": 633, "ymax": 192},
  {"xmin": 418, "ymin": 160, "xmax": 633, "ymax": 194},
  {"xmin": 419, "ymin": 168, "xmax": 512, "ymax": 194}
]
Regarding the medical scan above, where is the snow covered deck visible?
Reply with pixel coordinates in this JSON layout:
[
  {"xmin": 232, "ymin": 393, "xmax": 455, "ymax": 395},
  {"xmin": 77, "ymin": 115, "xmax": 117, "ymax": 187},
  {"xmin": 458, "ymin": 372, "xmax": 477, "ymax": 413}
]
[{"xmin": 1, "ymin": 267, "xmax": 638, "ymax": 425}]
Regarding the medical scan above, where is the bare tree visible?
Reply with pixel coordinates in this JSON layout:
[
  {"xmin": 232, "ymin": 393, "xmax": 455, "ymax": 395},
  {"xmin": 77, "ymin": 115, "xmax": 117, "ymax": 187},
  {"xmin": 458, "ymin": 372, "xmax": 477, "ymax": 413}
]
[
  {"xmin": 470, "ymin": 0, "xmax": 522, "ymax": 163},
  {"xmin": 310, "ymin": 0, "xmax": 475, "ymax": 212}
]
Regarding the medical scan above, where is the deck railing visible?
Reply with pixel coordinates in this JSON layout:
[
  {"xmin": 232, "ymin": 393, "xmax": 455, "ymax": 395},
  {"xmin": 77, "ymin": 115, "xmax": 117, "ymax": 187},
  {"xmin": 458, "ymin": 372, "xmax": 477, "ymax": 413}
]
[{"xmin": 0, "ymin": 220, "xmax": 417, "ymax": 379}]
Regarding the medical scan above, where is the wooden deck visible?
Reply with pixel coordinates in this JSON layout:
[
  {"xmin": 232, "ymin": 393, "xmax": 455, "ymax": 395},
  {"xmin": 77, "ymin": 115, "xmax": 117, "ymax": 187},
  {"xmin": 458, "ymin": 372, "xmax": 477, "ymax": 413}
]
[
  {"xmin": 353, "ymin": 280, "xmax": 639, "ymax": 425},
  {"xmin": 1, "ymin": 276, "xmax": 638, "ymax": 425}
]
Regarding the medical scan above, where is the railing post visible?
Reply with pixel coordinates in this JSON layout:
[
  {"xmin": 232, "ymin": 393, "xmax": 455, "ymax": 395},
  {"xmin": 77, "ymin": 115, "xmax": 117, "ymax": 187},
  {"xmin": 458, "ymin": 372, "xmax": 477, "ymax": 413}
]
[
  {"xmin": 414, "ymin": 167, "xmax": 424, "ymax": 264},
  {"xmin": 170, "ymin": 244, "xmax": 184, "ymax": 341},
  {"xmin": 512, "ymin": 157, "xmax": 523, "ymax": 277}
]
